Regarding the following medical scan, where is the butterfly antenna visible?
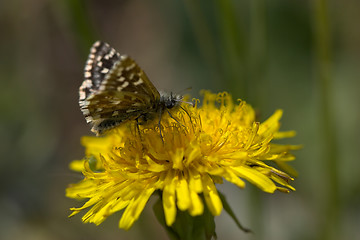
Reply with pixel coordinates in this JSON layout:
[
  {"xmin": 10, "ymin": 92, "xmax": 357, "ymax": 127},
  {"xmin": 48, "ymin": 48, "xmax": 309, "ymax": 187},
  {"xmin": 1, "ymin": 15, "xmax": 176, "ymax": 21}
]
[
  {"xmin": 176, "ymin": 87, "xmax": 192, "ymax": 95},
  {"xmin": 180, "ymin": 100, "xmax": 195, "ymax": 107}
]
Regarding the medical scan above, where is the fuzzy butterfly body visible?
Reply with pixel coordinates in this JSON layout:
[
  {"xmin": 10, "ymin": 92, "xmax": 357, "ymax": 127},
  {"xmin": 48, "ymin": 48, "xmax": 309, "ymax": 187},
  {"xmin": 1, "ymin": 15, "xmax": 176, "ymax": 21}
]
[{"xmin": 79, "ymin": 41, "xmax": 182, "ymax": 135}]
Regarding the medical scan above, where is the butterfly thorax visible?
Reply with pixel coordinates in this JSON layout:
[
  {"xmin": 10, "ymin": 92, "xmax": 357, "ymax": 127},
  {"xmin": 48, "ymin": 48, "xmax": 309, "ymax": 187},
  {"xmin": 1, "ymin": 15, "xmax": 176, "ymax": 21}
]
[{"xmin": 135, "ymin": 91, "xmax": 182, "ymax": 125}]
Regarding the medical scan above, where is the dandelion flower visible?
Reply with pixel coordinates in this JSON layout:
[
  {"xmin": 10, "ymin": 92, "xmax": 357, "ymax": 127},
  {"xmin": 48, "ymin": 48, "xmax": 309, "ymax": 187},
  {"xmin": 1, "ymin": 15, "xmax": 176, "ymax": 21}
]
[{"xmin": 66, "ymin": 91, "xmax": 299, "ymax": 233}]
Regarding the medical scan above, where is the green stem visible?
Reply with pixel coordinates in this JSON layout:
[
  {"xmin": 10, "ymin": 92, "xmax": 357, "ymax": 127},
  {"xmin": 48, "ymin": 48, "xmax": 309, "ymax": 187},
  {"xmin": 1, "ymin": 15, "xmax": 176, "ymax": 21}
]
[
  {"xmin": 248, "ymin": 185, "xmax": 264, "ymax": 240},
  {"xmin": 312, "ymin": 0, "xmax": 340, "ymax": 239}
]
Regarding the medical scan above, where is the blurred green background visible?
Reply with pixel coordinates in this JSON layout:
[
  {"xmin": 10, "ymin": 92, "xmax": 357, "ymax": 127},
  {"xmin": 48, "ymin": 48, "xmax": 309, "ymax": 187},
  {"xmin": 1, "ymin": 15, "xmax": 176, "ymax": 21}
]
[{"xmin": 1, "ymin": 0, "xmax": 359, "ymax": 239}]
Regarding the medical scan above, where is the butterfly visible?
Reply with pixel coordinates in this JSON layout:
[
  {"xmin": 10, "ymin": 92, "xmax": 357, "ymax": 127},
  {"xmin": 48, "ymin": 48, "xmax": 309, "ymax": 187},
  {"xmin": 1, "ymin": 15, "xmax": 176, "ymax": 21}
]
[{"xmin": 79, "ymin": 41, "xmax": 183, "ymax": 136}]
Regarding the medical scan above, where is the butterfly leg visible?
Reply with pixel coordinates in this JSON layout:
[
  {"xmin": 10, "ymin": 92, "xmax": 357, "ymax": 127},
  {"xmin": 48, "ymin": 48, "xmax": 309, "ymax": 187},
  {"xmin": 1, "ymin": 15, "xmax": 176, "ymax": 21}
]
[
  {"xmin": 158, "ymin": 108, "xmax": 164, "ymax": 143},
  {"xmin": 135, "ymin": 118, "xmax": 144, "ymax": 141},
  {"xmin": 180, "ymin": 106, "xmax": 195, "ymax": 133},
  {"xmin": 166, "ymin": 109, "xmax": 185, "ymax": 128}
]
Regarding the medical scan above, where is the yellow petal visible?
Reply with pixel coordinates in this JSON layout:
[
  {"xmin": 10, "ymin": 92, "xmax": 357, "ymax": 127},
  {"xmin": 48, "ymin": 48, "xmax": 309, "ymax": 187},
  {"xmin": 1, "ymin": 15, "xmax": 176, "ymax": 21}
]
[
  {"xmin": 69, "ymin": 160, "xmax": 86, "ymax": 172},
  {"xmin": 202, "ymin": 174, "xmax": 223, "ymax": 216},
  {"xmin": 119, "ymin": 187, "xmax": 155, "ymax": 230},
  {"xmin": 188, "ymin": 168, "xmax": 203, "ymax": 193},
  {"xmin": 162, "ymin": 171, "xmax": 177, "ymax": 226},
  {"xmin": 232, "ymin": 166, "xmax": 277, "ymax": 193},
  {"xmin": 172, "ymin": 148, "xmax": 184, "ymax": 170},
  {"xmin": 188, "ymin": 190, "xmax": 204, "ymax": 216},
  {"xmin": 258, "ymin": 109, "xmax": 282, "ymax": 135},
  {"xmin": 176, "ymin": 177, "xmax": 191, "ymax": 211}
]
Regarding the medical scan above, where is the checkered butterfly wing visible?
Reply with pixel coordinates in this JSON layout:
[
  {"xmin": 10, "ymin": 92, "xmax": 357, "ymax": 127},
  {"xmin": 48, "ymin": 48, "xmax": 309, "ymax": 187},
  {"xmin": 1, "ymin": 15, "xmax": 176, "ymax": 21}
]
[{"xmin": 79, "ymin": 41, "xmax": 161, "ymax": 135}]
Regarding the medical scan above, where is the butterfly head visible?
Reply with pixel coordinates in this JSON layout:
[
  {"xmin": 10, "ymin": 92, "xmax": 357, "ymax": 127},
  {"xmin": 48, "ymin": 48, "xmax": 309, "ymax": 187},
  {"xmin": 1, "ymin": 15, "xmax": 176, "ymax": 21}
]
[{"xmin": 159, "ymin": 91, "xmax": 183, "ymax": 109}]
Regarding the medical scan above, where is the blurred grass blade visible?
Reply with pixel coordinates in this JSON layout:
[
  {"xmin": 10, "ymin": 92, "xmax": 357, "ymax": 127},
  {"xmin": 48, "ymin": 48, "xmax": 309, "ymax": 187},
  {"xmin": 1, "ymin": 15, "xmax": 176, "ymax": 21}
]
[{"xmin": 312, "ymin": 0, "xmax": 340, "ymax": 239}]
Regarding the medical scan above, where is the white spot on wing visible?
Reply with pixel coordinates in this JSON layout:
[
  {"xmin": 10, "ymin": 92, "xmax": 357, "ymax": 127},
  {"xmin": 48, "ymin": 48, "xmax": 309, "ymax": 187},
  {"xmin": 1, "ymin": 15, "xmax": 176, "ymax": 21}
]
[
  {"xmin": 109, "ymin": 49, "xmax": 116, "ymax": 57},
  {"xmin": 79, "ymin": 91, "xmax": 86, "ymax": 100},
  {"xmin": 84, "ymin": 71, "xmax": 91, "ymax": 78},
  {"xmin": 80, "ymin": 80, "xmax": 92, "ymax": 89},
  {"xmin": 126, "ymin": 63, "xmax": 136, "ymax": 71},
  {"xmin": 121, "ymin": 81, "xmax": 129, "ymax": 88},
  {"xmin": 84, "ymin": 79, "xmax": 92, "ymax": 87},
  {"xmin": 85, "ymin": 116, "xmax": 93, "ymax": 123},
  {"xmin": 101, "ymin": 68, "xmax": 109, "ymax": 74},
  {"xmin": 133, "ymin": 78, "xmax": 143, "ymax": 86},
  {"xmin": 132, "ymin": 103, "xmax": 142, "ymax": 107}
]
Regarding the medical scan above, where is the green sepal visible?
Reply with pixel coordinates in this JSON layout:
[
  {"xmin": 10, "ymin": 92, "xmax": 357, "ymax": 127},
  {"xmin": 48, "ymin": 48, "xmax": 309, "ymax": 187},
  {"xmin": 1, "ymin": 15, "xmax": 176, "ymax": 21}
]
[
  {"xmin": 87, "ymin": 155, "xmax": 98, "ymax": 171},
  {"xmin": 153, "ymin": 191, "xmax": 217, "ymax": 240},
  {"xmin": 153, "ymin": 195, "xmax": 179, "ymax": 240}
]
